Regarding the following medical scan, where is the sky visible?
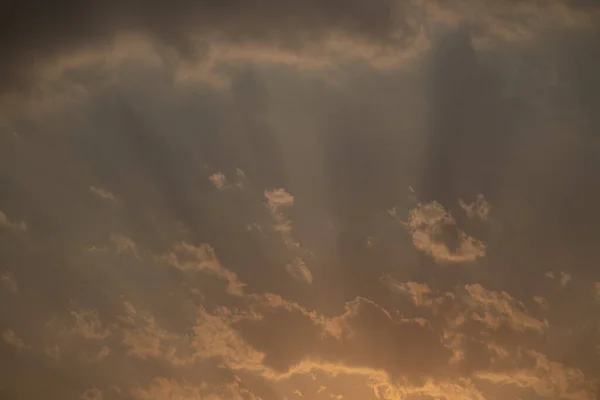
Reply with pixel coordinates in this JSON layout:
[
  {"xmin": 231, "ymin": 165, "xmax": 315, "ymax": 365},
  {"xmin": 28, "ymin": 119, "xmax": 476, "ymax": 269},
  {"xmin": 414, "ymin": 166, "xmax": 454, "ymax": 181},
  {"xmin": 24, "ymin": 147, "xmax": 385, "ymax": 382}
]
[{"xmin": 1, "ymin": 0, "xmax": 600, "ymax": 399}]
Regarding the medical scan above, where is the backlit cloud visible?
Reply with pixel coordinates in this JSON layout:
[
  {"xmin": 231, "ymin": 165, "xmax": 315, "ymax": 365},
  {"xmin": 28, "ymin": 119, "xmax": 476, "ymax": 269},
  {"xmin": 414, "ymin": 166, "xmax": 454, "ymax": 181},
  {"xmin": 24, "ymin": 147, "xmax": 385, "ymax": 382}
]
[{"xmin": 396, "ymin": 201, "xmax": 486, "ymax": 263}]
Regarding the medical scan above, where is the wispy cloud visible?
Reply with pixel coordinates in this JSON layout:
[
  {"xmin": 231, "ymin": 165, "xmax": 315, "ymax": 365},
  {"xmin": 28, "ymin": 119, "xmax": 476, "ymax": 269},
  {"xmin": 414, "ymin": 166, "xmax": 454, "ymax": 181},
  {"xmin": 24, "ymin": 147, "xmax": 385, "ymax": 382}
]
[
  {"xmin": 545, "ymin": 271, "xmax": 572, "ymax": 287},
  {"xmin": 89, "ymin": 185, "xmax": 118, "ymax": 203},
  {"xmin": 80, "ymin": 387, "xmax": 103, "ymax": 400},
  {"xmin": 474, "ymin": 350, "xmax": 591, "ymax": 400},
  {"xmin": 110, "ymin": 234, "xmax": 141, "ymax": 259},
  {"xmin": 265, "ymin": 188, "xmax": 295, "ymax": 234},
  {"xmin": 163, "ymin": 242, "xmax": 246, "ymax": 295},
  {"xmin": 286, "ymin": 257, "xmax": 313, "ymax": 284},
  {"xmin": 0, "ymin": 270, "xmax": 18, "ymax": 293},
  {"xmin": 0, "ymin": 209, "xmax": 27, "ymax": 232},
  {"xmin": 458, "ymin": 194, "xmax": 491, "ymax": 222},
  {"xmin": 70, "ymin": 309, "xmax": 112, "ymax": 340},
  {"xmin": 465, "ymin": 284, "xmax": 548, "ymax": 333},
  {"xmin": 2, "ymin": 329, "xmax": 30, "ymax": 351}
]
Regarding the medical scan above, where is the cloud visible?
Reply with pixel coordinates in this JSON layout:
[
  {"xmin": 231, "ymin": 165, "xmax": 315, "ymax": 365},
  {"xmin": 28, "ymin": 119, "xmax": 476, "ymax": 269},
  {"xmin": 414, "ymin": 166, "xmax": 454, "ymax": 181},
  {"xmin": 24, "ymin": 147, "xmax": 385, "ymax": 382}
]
[
  {"xmin": 0, "ymin": 209, "xmax": 27, "ymax": 232},
  {"xmin": 89, "ymin": 185, "xmax": 118, "ymax": 203},
  {"xmin": 163, "ymin": 242, "xmax": 246, "ymax": 295},
  {"xmin": 80, "ymin": 387, "xmax": 103, "ymax": 400},
  {"xmin": 0, "ymin": 0, "xmax": 595, "ymax": 105},
  {"xmin": 381, "ymin": 275, "xmax": 448, "ymax": 308},
  {"xmin": 458, "ymin": 194, "xmax": 491, "ymax": 222},
  {"xmin": 285, "ymin": 257, "xmax": 313, "ymax": 284},
  {"xmin": 265, "ymin": 188, "xmax": 295, "ymax": 234},
  {"xmin": 396, "ymin": 200, "xmax": 486, "ymax": 263},
  {"xmin": 191, "ymin": 305, "xmax": 265, "ymax": 371},
  {"xmin": 2, "ymin": 329, "xmax": 30, "ymax": 351},
  {"xmin": 474, "ymin": 350, "xmax": 593, "ymax": 400},
  {"xmin": 110, "ymin": 233, "xmax": 141, "ymax": 259},
  {"xmin": 70, "ymin": 309, "xmax": 112, "ymax": 340},
  {"xmin": 533, "ymin": 296, "xmax": 549, "ymax": 311},
  {"xmin": 86, "ymin": 345, "xmax": 110, "ymax": 363},
  {"xmin": 131, "ymin": 376, "xmax": 259, "ymax": 400},
  {"xmin": 119, "ymin": 299, "xmax": 193, "ymax": 366},
  {"xmin": 0, "ymin": 270, "xmax": 18, "ymax": 293},
  {"xmin": 545, "ymin": 271, "xmax": 572, "ymax": 287},
  {"xmin": 44, "ymin": 345, "xmax": 61, "ymax": 363},
  {"xmin": 209, "ymin": 169, "xmax": 246, "ymax": 190},
  {"xmin": 465, "ymin": 284, "xmax": 548, "ymax": 333}
]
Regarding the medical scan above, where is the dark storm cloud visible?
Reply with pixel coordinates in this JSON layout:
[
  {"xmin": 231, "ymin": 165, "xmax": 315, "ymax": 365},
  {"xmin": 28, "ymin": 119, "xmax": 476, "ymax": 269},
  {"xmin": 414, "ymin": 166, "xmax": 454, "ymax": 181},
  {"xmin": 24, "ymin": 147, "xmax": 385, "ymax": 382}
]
[{"xmin": 0, "ymin": 0, "xmax": 404, "ymax": 94}]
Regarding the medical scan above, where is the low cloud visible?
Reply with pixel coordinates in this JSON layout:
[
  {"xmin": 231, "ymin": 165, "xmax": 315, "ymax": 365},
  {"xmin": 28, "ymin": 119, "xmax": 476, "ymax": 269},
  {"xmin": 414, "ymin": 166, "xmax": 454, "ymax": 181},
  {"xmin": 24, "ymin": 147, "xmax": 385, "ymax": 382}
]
[{"xmin": 395, "ymin": 201, "xmax": 486, "ymax": 263}]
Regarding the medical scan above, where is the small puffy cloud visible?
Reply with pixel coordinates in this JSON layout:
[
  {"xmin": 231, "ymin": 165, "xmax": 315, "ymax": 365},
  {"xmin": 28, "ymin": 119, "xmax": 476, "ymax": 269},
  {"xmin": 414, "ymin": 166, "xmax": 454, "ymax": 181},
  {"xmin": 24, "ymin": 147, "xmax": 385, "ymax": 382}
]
[
  {"xmin": 465, "ymin": 284, "xmax": 548, "ymax": 333},
  {"xmin": 265, "ymin": 188, "xmax": 295, "ymax": 233},
  {"xmin": 286, "ymin": 257, "xmax": 313, "ymax": 284},
  {"xmin": 0, "ymin": 209, "xmax": 27, "ymax": 231},
  {"xmin": 0, "ymin": 270, "xmax": 18, "ymax": 293},
  {"xmin": 2, "ymin": 329, "xmax": 30, "ymax": 351},
  {"xmin": 545, "ymin": 271, "xmax": 572, "ymax": 287},
  {"xmin": 458, "ymin": 194, "xmax": 491, "ymax": 222},
  {"xmin": 89, "ymin": 185, "xmax": 118, "ymax": 203},
  {"xmin": 398, "ymin": 201, "xmax": 486, "ymax": 263},
  {"xmin": 163, "ymin": 242, "xmax": 245, "ymax": 295},
  {"xmin": 110, "ymin": 233, "xmax": 140, "ymax": 259},
  {"xmin": 209, "ymin": 172, "xmax": 228, "ymax": 189},
  {"xmin": 533, "ymin": 296, "xmax": 549, "ymax": 311},
  {"xmin": 80, "ymin": 387, "xmax": 103, "ymax": 400},
  {"xmin": 70, "ymin": 309, "xmax": 112, "ymax": 340},
  {"xmin": 209, "ymin": 169, "xmax": 246, "ymax": 190}
]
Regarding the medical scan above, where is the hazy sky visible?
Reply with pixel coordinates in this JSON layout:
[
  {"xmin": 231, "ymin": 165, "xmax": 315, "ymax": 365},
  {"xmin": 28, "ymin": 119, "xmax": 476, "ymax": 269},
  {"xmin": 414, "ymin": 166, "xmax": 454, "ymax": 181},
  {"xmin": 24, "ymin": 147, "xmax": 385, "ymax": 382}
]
[{"xmin": 1, "ymin": 1, "xmax": 600, "ymax": 399}]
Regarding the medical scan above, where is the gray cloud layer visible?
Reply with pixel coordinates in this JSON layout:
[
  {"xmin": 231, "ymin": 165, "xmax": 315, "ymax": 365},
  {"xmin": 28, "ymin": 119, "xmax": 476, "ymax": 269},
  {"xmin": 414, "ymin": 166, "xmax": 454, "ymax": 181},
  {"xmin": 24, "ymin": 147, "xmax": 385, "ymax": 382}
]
[{"xmin": 2, "ymin": 1, "xmax": 600, "ymax": 399}]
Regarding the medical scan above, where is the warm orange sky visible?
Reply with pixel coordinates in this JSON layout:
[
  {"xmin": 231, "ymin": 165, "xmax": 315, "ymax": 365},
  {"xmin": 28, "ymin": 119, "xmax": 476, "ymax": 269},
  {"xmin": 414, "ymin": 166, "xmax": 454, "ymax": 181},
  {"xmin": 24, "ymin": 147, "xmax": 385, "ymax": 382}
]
[{"xmin": 1, "ymin": 1, "xmax": 600, "ymax": 399}]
